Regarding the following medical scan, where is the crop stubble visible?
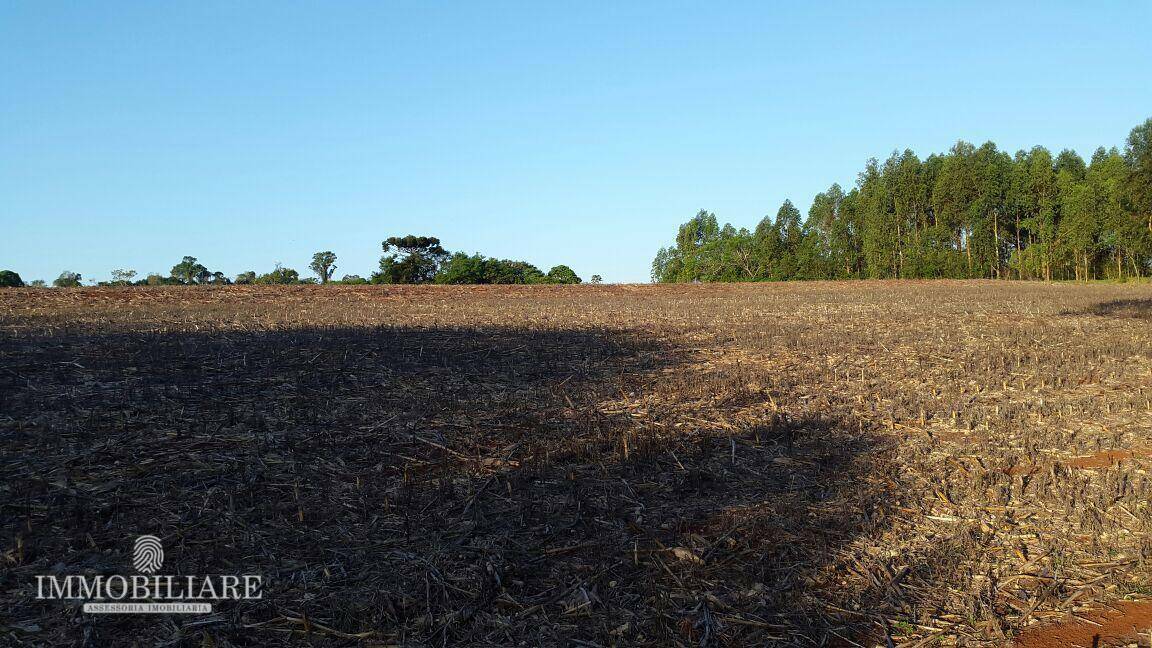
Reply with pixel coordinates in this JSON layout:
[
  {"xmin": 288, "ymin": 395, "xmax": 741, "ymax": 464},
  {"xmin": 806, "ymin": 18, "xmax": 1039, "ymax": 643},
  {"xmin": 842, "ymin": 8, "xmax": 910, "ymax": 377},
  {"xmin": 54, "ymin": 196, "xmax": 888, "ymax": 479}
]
[{"xmin": 1, "ymin": 281, "xmax": 1151, "ymax": 646}]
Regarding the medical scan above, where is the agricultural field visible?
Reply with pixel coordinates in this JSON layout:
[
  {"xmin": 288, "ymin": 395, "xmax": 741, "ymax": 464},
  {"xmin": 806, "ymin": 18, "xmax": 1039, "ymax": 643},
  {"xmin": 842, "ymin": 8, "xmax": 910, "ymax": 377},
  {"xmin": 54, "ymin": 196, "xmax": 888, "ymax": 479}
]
[{"xmin": 2, "ymin": 282, "xmax": 1152, "ymax": 647}]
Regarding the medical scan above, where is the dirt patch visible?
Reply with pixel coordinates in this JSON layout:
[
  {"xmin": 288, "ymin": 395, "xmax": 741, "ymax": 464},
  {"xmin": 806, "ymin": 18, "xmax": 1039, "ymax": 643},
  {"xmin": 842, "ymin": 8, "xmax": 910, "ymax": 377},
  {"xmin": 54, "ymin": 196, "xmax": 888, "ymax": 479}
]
[
  {"xmin": 1015, "ymin": 600, "xmax": 1152, "ymax": 647},
  {"xmin": 1067, "ymin": 450, "xmax": 1137, "ymax": 469}
]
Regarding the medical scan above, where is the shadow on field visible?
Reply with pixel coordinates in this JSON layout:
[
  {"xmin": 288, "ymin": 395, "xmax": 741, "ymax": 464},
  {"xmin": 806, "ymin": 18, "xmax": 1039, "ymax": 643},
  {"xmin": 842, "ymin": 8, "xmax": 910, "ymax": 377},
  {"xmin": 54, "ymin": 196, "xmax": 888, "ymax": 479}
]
[
  {"xmin": 0, "ymin": 324, "xmax": 898, "ymax": 646},
  {"xmin": 1064, "ymin": 298, "xmax": 1152, "ymax": 319}
]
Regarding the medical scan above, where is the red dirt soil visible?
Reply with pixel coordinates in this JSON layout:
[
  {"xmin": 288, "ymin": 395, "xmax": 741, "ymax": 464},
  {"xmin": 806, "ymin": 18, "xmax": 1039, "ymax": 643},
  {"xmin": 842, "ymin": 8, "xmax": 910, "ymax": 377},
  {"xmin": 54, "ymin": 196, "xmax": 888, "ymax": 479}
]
[
  {"xmin": 1015, "ymin": 600, "xmax": 1152, "ymax": 648},
  {"xmin": 1066, "ymin": 449, "xmax": 1140, "ymax": 469}
]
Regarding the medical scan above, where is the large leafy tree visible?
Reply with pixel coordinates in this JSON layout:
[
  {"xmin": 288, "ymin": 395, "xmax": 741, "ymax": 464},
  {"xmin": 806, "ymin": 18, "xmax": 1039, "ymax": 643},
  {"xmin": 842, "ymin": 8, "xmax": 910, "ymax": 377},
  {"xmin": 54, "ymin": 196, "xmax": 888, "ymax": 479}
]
[
  {"xmin": 308, "ymin": 250, "xmax": 336, "ymax": 282},
  {"xmin": 171, "ymin": 256, "xmax": 209, "ymax": 284},
  {"xmin": 1092, "ymin": 146, "xmax": 1148, "ymax": 278},
  {"xmin": 0, "ymin": 270, "xmax": 24, "ymax": 287},
  {"xmin": 546, "ymin": 265, "xmax": 582, "ymax": 284},
  {"xmin": 859, "ymin": 158, "xmax": 898, "ymax": 278},
  {"xmin": 971, "ymin": 143, "xmax": 1012, "ymax": 278},
  {"xmin": 373, "ymin": 236, "xmax": 449, "ymax": 284},
  {"xmin": 1125, "ymin": 118, "xmax": 1152, "ymax": 236},
  {"xmin": 309, "ymin": 251, "xmax": 337, "ymax": 284}
]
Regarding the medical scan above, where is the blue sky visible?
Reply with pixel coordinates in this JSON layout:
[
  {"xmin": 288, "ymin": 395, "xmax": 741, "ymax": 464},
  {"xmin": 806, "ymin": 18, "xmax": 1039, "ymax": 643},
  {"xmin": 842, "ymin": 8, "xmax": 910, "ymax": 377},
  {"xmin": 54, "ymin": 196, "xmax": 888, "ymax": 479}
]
[{"xmin": 2, "ymin": 2, "xmax": 1150, "ymax": 284}]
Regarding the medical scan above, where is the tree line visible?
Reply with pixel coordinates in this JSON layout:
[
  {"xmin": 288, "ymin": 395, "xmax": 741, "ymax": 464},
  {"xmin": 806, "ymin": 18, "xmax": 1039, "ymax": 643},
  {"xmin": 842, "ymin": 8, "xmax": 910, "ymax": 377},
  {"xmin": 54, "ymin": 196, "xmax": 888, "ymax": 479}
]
[
  {"xmin": 0, "ymin": 235, "xmax": 601, "ymax": 288},
  {"xmin": 653, "ymin": 117, "xmax": 1152, "ymax": 282}
]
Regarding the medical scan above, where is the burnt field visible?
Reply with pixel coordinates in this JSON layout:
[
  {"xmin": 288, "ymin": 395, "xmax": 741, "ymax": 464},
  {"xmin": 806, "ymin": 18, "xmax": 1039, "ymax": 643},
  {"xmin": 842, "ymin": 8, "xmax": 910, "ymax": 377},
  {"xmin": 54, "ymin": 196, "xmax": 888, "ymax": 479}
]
[{"xmin": 2, "ymin": 282, "xmax": 1152, "ymax": 647}]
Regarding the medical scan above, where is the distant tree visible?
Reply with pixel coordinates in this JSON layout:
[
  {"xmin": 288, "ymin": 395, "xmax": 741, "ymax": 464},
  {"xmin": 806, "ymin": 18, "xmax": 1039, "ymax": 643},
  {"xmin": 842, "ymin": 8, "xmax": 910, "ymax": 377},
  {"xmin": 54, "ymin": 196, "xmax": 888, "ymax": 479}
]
[
  {"xmin": 373, "ymin": 235, "xmax": 449, "ymax": 284},
  {"xmin": 0, "ymin": 270, "xmax": 24, "ymax": 287},
  {"xmin": 206, "ymin": 271, "xmax": 231, "ymax": 285},
  {"xmin": 171, "ymin": 256, "xmax": 209, "ymax": 285},
  {"xmin": 53, "ymin": 271, "xmax": 82, "ymax": 287},
  {"xmin": 435, "ymin": 253, "xmax": 552, "ymax": 284},
  {"xmin": 338, "ymin": 274, "xmax": 369, "ymax": 285},
  {"xmin": 1057, "ymin": 175, "xmax": 1098, "ymax": 280},
  {"xmin": 488, "ymin": 259, "xmax": 545, "ymax": 284},
  {"xmin": 1125, "ymin": 118, "xmax": 1152, "ymax": 236},
  {"xmin": 29, "ymin": 279, "xmax": 47, "ymax": 287},
  {"xmin": 1090, "ymin": 147, "xmax": 1144, "ymax": 278},
  {"xmin": 255, "ymin": 264, "xmax": 300, "ymax": 285},
  {"xmin": 144, "ymin": 273, "xmax": 176, "ymax": 286},
  {"xmin": 309, "ymin": 251, "xmax": 338, "ymax": 284},
  {"xmin": 546, "ymin": 264, "xmax": 582, "ymax": 284},
  {"xmin": 773, "ymin": 199, "xmax": 804, "ymax": 279},
  {"xmin": 234, "ymin": 271, "xmax": 257, "ymax": 285},
  {"xmin": 110, "ymin": 269, "xmax": 137, "ymax": 285},
  {"xmin": 590, "ymin": 274, "xmax": 603, "ymax": 284},
  {"xmin": 436, "ymin": 253, "xmax": 489, "ymax": 284}
]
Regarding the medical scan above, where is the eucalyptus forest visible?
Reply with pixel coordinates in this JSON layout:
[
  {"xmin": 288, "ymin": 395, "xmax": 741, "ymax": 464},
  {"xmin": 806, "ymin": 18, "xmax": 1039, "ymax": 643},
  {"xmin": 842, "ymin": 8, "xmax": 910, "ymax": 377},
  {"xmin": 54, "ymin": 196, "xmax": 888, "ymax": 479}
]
[{"xmin": 653, "ymin": 117, "xmax": 1152, "ymax": 282}]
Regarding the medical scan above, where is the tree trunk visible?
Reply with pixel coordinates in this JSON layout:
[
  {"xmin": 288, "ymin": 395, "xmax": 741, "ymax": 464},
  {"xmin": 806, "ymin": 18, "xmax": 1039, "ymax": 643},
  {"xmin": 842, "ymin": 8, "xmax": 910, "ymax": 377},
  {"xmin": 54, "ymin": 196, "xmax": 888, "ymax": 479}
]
[
  {"xmin": 1015, "ymin": 213, "xmax": 1022, "ymax": 279},
  {"xmin": 965, "ymin": 229, "xmax": 973, "ymax": 277},
  {"xmin": 992, "ymin": 213, "xmax": 1000, "ymax": 279}
]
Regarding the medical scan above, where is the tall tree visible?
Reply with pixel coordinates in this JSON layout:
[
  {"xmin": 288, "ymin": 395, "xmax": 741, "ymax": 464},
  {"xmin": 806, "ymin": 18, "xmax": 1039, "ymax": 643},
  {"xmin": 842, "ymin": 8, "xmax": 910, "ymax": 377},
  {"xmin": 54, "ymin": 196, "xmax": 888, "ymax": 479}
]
[
  {"xmin": 859, "ymin": 158, "xmax": 898, "ymax": 278},
  {"xmin": 171, "ymin": 256, "xmax": 209, "ymax": 285},
  {"xmin": 972, "ymin": 143, "xmax": 1012, "ymax": 278},
  {"xmin": 1125, "ymin": 118, "xmax": 1152, "ymax": 236},
  {"xmin": 310, "ymin": 251, "xmax": 338, "ymax": 284},
  {"xmin": 373, "ymin": 236, "xmax": 449, "ymax": 284}
]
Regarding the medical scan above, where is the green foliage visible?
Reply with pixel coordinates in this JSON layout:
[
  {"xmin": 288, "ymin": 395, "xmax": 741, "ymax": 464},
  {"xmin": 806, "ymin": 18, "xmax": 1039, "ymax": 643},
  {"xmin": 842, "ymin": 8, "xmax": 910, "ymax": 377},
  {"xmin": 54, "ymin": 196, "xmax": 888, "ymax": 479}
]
[
  {"xmin": 310, "ymin": 251, "xmax": 338, "ymax": 284},
  {"xmin": 109, "ymin": 269, "xmax": 137, "ymax": 285},
  {"xmin": 545, "ymin": 264, "xmax": 581, "ymax": 284},
  {"xmin": 589, "ymin": 274, "xmax": 603, "ymax": 284},
  {"xmin": 0, "ymin": 270, "xmax": 24, "ymax": 287},
  {"xmin": 435, "ymin": 253, "xmax": 546, "ymax": 284},
  {"xmin": 235, "ymin": 271, "xmax": 257, "ymax": 285},
  {"xmin": 145, "ymin": 273, "xmax": 172, "ymax": 286},
  {"xmin": 170, "ymin": 256, "xmax": 210, "ymax": 285},
  {"xmin": 53, "ymin": 271, "xmax": 82, "ymax": 287},
  {"xmin": 373, "ymin": 235, "xmax": 449, "ymax": 284},
  {"xmin": 255, "ymin": 264, "xmax": 300, "ymax": 285},
  {"xmin": 653, "ymin": 117, "xmax": 1152, "ymax": 282},
  {"xmin": 29, "ymin": 279, "xmax": 47, "ymax": 287},
  {"xmin": 1125, "ymin": 118, "xmax": 1152, "ymax": 239},
  {"xmin": 338, "ymin": 274, "xmax": 369, "ymax": 285}
]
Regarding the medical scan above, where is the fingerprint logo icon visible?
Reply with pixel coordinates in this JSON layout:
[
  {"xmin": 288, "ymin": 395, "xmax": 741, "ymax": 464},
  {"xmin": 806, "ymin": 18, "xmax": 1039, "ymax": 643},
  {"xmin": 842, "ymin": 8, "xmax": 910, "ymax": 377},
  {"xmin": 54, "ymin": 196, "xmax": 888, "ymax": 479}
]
[{"xmin": 133, "ymin": 535, "xmax": 164, "ymax": 574}]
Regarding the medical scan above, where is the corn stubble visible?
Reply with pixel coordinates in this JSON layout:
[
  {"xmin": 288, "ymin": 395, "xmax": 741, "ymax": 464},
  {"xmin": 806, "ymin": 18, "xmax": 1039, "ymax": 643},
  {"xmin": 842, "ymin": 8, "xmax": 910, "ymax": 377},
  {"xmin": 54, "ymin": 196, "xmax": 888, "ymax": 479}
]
[{"xmin": 1, "ymin": 281, "xmax": 1150, "ymax": 646}]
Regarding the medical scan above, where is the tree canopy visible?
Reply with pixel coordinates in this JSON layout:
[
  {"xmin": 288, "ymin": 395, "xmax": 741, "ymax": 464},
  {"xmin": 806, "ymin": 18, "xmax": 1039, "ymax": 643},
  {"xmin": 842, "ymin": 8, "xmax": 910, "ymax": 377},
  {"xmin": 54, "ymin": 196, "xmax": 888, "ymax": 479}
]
[
  {"xmin": 0, "ymin": 270, "xmax": 24, "ymax": 287},
  {"xmin": 653, "ymin": 117, "xmax": 1152, "ymax": 282},
  {"xmin": 170, "ymin": 256, "xmax": 211, "ymax": 284},
  {"xmin": 53, "ymin": 271, "xmax": 82, "ymax": 288},
  {"xmin": 310, "ymin": 251, "xmax": 337, "ymax": 284},
  {"xmin": 373, "ymin": 236, "xmax": 450, "ymax": 284}
]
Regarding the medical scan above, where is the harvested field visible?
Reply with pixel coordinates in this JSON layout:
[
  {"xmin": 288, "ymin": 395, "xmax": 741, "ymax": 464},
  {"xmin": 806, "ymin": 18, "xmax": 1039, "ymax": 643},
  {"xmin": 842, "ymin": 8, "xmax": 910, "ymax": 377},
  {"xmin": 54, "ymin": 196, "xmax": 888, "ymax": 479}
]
[{"xmin": 2, "ymin": 281, "xmax": 1151, "ymax": 646}]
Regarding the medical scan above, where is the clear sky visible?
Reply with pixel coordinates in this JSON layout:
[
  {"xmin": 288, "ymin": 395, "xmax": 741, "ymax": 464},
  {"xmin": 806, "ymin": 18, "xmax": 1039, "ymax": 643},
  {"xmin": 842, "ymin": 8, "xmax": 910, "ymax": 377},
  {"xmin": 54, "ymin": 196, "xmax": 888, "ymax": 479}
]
[{"xmin": 2, "ymin": 2, "xmax": 1151, "ymax": 284}]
